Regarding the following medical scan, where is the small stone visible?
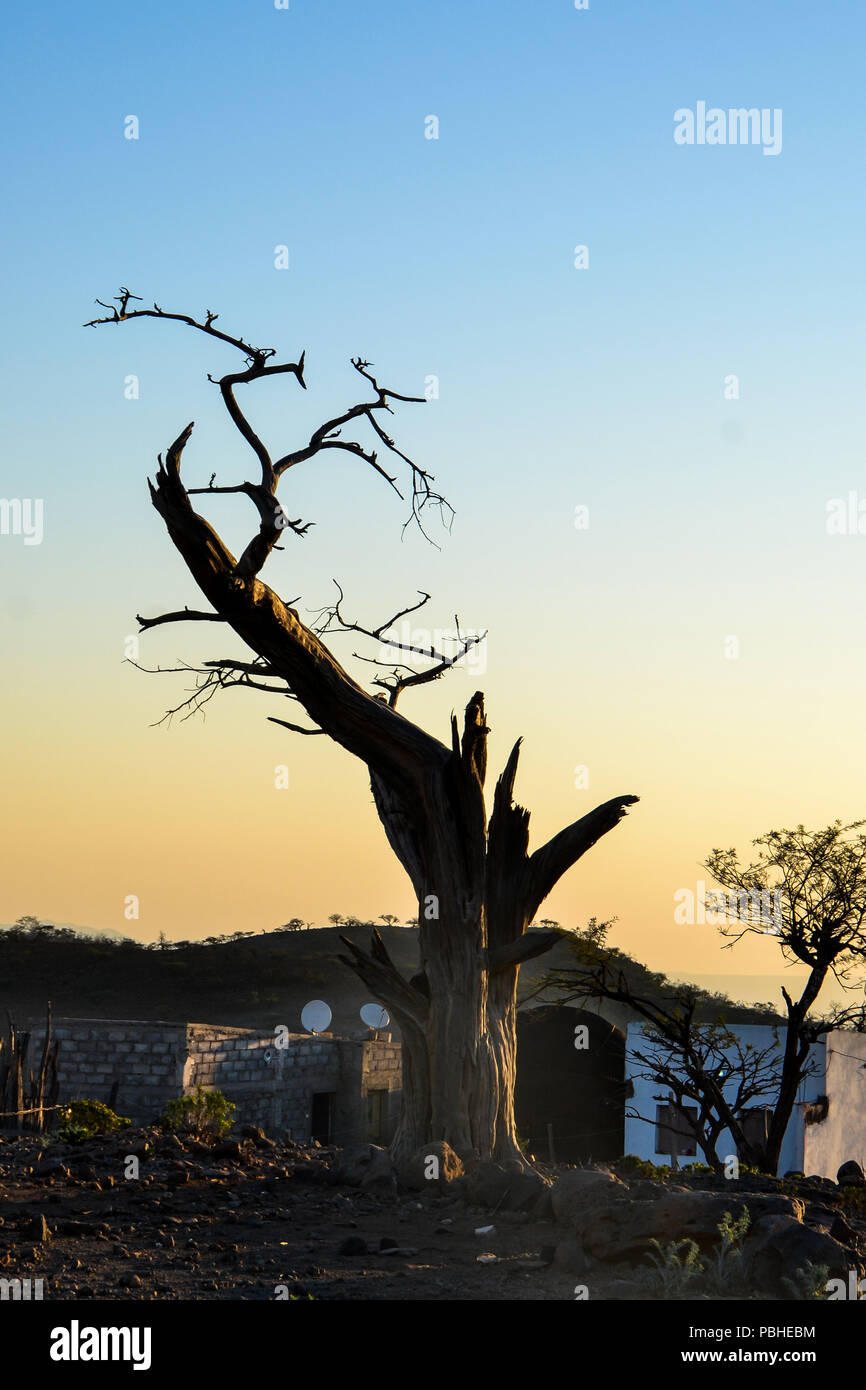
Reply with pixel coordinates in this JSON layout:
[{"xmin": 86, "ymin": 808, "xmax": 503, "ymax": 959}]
[
  {"xmin": 34, "ymin": 1157, "xmax": 67, "ymax": 1180},
  {"xmin": 26, "ymin": 1214, "xmax": 51, "ymax": 1243},
  {"xmin": 213, "ymin": 1140, "xmax": 244, "ymax": 1163},
  {"xmin": 830, "ymin": 1213, "xmax": 860, "ymax": 1247},
  {"xmin": 553, "ymin": 1240, "xmax": 592, "ymax": 1275},
  {"xmin": 337, "ymin": 1236, "xmax": 368, "ymax": 1256}
]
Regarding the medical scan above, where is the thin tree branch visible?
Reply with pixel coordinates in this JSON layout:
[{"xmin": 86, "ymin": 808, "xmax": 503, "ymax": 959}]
[
  {"xmin": 136, "ymin": 608, "xmax": 227, "ymax": 632},
  {"xmin": 268, "ymin": 717, "xmax": 326, "ymax": 737}
]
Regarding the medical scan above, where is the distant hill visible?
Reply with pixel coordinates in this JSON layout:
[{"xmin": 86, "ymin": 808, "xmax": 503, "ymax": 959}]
[
  {"xmin": 0, "ymin": 917, "xmax": 783, "ymax": 1037},
  {"xmin": 0, "ymin": 921, "xmax": 131, "ymax": 944}
]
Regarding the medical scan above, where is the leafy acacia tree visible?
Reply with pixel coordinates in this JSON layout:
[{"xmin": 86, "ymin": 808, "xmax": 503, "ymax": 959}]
[
  {"xmin": 87, "ymin": 290, "xmax": 638, "ymax": 1167},
  {"xmin": 705, "ymin": 821, "xmax": 866, "ymax": 1172}
]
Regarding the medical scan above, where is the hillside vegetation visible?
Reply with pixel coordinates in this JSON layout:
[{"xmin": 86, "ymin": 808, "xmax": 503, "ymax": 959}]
[{"xmin": 1, "ymin": 916, "xmax": 783, "ymax": 1037}]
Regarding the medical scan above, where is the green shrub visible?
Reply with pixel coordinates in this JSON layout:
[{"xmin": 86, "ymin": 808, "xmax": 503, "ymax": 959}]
[
  {"xmin": 781, "ymin": 1261, "xmax": 834, "ymax": 1300},
  {"xmin": 641, "ymin": 1207, "xmax": 753, "ymax": 1299},
  {"xmin": 646, "ymin": 1236, "xmax": 703, "ymax": 1295},
  {"xmin": 56, "ymin": 1098, "xmax": 131, "ymax": 1143},
  {"xmin": 837, "ymin": 1185, "xmax": 866, "ymax": 1219},
  {"xmin": 639, "ymin": 1206, "xmax": 829, "ymax": 1301},
  {"xmin": 614, "ymin": 1154, "xmax": 672, "ymax": 1180},
  {"xmin": 159, "ymin": 1085, "xmax": 235, "ymax": 1141},
  {"xmin": 702, "ymin": 1207, "xmax": 752, "ymax": 1295}
]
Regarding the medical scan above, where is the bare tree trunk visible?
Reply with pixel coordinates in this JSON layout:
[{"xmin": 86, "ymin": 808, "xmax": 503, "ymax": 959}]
[
  {"xmin": 763, "ymin": 967, "xmax": 826, "ymax": 1174},
  {"xmin": 340, "ymin": 715, "xmax": 634, "ymax": 1167}
]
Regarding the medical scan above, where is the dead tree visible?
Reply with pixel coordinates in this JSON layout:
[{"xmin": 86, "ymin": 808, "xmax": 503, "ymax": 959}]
[
  {"xmin": 87, "ymin": 290, "xmax": 639, "ymax": 1167},
  {"xmin": 0, "ymin": 1004, "xmax": 60, "ymax": 1133}
]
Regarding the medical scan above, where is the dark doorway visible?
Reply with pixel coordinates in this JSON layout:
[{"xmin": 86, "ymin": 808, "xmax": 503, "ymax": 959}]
[
  {"xmin": 310, "ymin": 1091, "xmax": 334, "ymax": 1143},
  {"xmin": 366, "ymin": 1088, "xmax": 388, "ymax": 1143},
  {"xmin": 515, "ymin": 1006, "xmax": 626, "ymax": 1163}
]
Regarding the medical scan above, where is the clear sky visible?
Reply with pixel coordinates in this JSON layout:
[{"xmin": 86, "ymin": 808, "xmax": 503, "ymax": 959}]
[{"xmin": 2, "ymin": 0, "xmax": 865, "ymax": 1004}]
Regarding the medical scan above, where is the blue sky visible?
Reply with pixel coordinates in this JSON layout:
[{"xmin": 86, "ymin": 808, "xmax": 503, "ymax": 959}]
[
  {"xmin": 2, "ymin": 1, "xmax": 866, "ymax": 1001},
  {"xmin": 3, "ymin": 0, "xmax": 865, "ymax": 569}
]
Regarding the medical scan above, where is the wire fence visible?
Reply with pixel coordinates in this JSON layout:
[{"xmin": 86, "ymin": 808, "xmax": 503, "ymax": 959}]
[{"xmin": 0, "ymin": 1103, "xmax": 67, "ymax": 1121}]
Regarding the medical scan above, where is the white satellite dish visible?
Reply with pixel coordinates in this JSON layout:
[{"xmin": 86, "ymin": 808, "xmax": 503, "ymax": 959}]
[
  {"xmin": 301, "ymin": 999, "xmax": 332, "ymax": 1034},
  {"xmin": 360, "ymin": 1003, "xmax": 390, "ymax": 1029}
]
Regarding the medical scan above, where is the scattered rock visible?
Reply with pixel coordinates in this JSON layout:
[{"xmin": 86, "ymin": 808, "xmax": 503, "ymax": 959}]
[
  {"xmin": 213, "ymin": 1140, "xmax": 245, "ymax": 1164},
  {"xmin": 337, "ymin": 1236, "xmax": 368, "ymax": 1256},
  {"xmin": 33, "ymin": 1157, "xmax": 67, "ymax": 1181},
  {"xmin": 332, "ymin": 1145, "xmax": 397, "ymax": 1195},
  {"xmin": 749, "ymin": 1217, "xmax": 853, "ymax": 1296},
  {"xmin": 156, "ymin": 1134, "xmax": 185, "ymax": 1155},
  {"xmin": 837, "ymin": 1160, "xmax": 865, "ymax": 1187},
  {"xmin": 400, "ymin": 1141, "xmax": 464, "ymax": 1191},
  {"xmin": 553, "ymin": 1240, "xmax": 592, "ymax": 1274},
  {"xmin": 751, "ymin": 1213, "xmax": 800, "ymax": 1241},
  {"xmin": 550, "ymin": 1167, "xmax": 628, "ymax": 1226},
  {"xmin": 463, "ymin": 1161, "xmax": 551, "ymax": 1214},
  {"xmin": 574, "ymin": 1189, "xmax": 804, "ymax": 1263},
  {"xmin": 241, "ymin": 1125, "xmax": 276, "ymax": 1150},
  {"xmin": 830, "ymin": 1213, "xmax": 861, "ymax": 1247},
  {"xmin": 26, "ymin": 1214, "xmax": 51, "ymax": 1243}
]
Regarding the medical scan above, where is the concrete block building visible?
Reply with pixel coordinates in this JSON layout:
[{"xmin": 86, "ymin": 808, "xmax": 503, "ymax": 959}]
[{"xmin": 42, "ymin": 1018, "xmax": 402, "ymax": 1147}]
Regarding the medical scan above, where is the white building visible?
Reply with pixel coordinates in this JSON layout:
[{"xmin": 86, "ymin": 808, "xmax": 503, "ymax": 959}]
[{"xmin": 623, "ymin": 1024, "xmax": 866, "ymax": 1178}]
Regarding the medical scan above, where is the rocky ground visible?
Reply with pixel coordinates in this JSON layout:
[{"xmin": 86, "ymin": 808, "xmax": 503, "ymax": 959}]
[{"xmin": 1, "ymin": 1128, "xmax": 865, "ymax": 1301}]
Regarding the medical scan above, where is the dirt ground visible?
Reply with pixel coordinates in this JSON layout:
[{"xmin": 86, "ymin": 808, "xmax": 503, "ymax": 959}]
[{"xmin": 0, "ymin": 1130, "xmax": 598, "ymax": 1302}]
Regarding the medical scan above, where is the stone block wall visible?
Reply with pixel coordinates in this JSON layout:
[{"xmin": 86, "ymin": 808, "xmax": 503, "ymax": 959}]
[
  {"xmin": 43, "ymin": 1019, "xmax": 187, "ymax": 1124},
  {"xmin": 185, "ymin": 1025, "xmax": 344, "ymax": 1138},
  {"xmin": 35, "ymin": 1018, "xmax": 403, "ymax": 1143}
]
